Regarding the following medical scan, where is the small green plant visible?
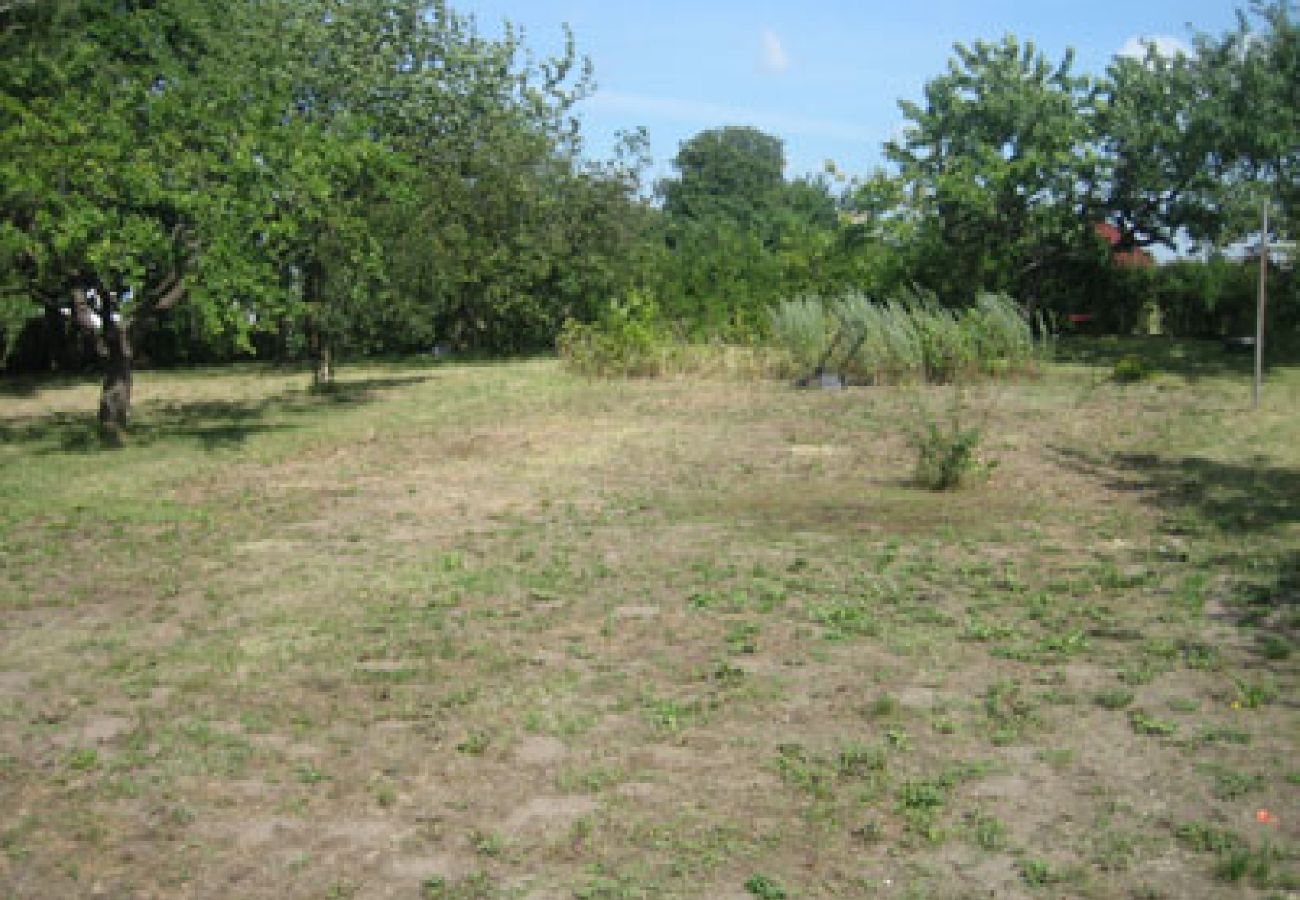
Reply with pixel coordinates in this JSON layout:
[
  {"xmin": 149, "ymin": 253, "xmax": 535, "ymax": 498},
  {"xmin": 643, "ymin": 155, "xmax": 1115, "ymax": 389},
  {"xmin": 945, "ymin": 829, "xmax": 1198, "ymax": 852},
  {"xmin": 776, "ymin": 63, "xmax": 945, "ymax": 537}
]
[
  {"xmin": 295, "ymin": 763, "xmax": 330, "ymax": 784},
  {"xmin": 1259, "ymin": 635, "xmax": 1292, "ymax": 660},
  {"xmin": 456, "ymin": 731, "xmax": 491, "ymax": 755},
  {"xmin": 1206, "ymin": 767, "xmax": 1264, "ymax": 800},
  {"xmin": 1018, "ymin": 858, "xmax": 1079, "ymax": 887},
  {"xmin": 908, "ymin": 390, "xmax": 992, "ymax": 491},
  {"xmin": 1199, "ymin": 726, "xmax": 1251, "ymax": 745},
  {"xmin": 1232, "ymin": 677, "xmax": 1276, "ymax": 709},
  {"xmin": 1093, "ymin": 689, "xmax": 1135, "ymax": 710},
  {"xmin": 725, "ymin": 622, "xmax": 761, "ymax": 654},
  {"xmin": 643, "ymin": 695, "xmax": 708, "ymax": 733},
  {"xmin": 1213, "ymin": 845, "xmax": 1280, "ymax": 885},
  {"xmin": 470, "ymin": 830, "xmax": 505, "ymax": 857},
  {"xmin": 1128, "ymin": 710, "xmax": 1178, "ymax": 736},
  {"xmin": 984, "ymin": 680, "xmax": 1039, "ymax": 743},
  {"xmin": 774, "ymin": 744, "xmax": 836, "ymax": 800},
  {"xmin": 969, "ymin": 813, "xmax": 1009, "ymax": 851},
  {"xmin": 1112, "ymin": 354, "xmax": 1150, "ymax": 383},
  {"xmin": 744, "ymin": 873, "xmax": 789, "ymax": 899},
  {"xmin": 866, "ymin": 693, "xmax": 899, "ymax": 718},
  {"xmin": 836, "ymin": 743, "xmax": 886, "ymax": 777},
  {"xmin": 1175, "ymin": 821, "xmax": 1246, "ymax": 854},
  {"xmin": 66, "ymin": 748, "xmax": 100, "ymax": 772}
]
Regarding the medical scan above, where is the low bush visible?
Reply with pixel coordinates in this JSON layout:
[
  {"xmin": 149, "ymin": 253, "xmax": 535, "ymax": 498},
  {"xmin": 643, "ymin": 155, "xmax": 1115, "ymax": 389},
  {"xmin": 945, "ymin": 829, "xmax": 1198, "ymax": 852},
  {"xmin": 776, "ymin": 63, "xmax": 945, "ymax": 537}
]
[
  {"xmin": 557, "ymin": 291, "xmax": 674, "ymax": 377},
  {"xmin": 558, "ymin": 291, "xmax": 790, "ymax": 379},
  {"xmin": 908, "ymin": 390, "xmax": 994, "ymax": 490},
  {"xmin": 1112, "ymin": 354, "xmax": 1151, "ymax": 383}
]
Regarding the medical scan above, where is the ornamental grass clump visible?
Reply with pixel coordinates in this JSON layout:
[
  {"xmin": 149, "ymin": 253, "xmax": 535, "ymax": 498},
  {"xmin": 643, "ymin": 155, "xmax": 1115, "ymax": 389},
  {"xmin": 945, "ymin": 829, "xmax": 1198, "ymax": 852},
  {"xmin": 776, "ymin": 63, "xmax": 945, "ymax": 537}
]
[
  {"xmin": 767, "ymin": 291, "xmax": 1042, "ymax": 384},
  {"xmin": 766, "ymin": 296, "xmax": 832, "ymax": 373}
]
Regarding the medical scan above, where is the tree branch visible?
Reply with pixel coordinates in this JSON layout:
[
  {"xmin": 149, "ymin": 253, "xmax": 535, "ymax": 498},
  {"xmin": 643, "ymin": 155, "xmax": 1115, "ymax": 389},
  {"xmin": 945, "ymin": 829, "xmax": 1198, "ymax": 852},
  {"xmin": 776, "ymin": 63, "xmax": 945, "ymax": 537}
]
[{"xmin": 148, "ymin": 271, "xmax": 187, "ymax": 311}]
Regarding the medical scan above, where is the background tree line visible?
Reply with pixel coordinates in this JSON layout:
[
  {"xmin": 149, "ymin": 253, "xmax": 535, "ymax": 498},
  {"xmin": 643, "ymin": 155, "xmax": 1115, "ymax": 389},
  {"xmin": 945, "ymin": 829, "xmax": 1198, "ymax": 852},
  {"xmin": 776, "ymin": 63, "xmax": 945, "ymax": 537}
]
[{"xmin": 2, "ymin": 1, "xmax": 1296, "ymax": 420}]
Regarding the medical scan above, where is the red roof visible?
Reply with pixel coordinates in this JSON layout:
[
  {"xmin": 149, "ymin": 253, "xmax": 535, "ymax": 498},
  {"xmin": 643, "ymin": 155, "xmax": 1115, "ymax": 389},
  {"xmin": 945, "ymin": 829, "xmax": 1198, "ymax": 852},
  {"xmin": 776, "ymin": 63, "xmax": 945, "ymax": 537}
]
[{"xmin": 1094, "ymin": 223, "xmax": 1154, "ymax": 268}]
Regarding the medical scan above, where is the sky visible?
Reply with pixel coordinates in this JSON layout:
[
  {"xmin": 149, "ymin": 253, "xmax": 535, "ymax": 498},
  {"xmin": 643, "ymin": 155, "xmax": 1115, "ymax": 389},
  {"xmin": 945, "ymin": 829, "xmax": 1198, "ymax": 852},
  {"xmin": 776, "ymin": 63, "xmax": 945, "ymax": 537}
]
[{"xmin": 453, "ymin": 0, "xmax": 1244, "ymax": 186}]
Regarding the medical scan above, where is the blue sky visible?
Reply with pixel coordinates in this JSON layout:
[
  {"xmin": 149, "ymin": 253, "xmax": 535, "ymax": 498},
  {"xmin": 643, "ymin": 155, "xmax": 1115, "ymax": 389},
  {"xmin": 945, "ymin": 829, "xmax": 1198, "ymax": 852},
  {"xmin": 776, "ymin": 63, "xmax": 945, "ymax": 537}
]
[{"xmin": 455, "ymin": 1, "xmax": 1243, "ymax": 185}]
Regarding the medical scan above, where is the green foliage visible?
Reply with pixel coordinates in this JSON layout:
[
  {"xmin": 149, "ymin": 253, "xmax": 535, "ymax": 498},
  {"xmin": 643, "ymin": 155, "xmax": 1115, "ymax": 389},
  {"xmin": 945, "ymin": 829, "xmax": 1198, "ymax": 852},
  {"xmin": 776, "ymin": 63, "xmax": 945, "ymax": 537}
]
[
  {"xmin": 1112, "ymin": 355, "xmax": 1151, "ymax": 383},
  {"xmin": 1127, "ymin": 710, "xmax": 1178, "ymax": 737},
  {"xmin": 887, "ymin": 36, "xmax": 1101, "ymax": 304},
  {"xmin": 880, "ymin": 5, "xmax": 1297, "ymax": 324},
  {"xmin": 1, "ymin": 0, "xmax": 651, "ymax": 390},
  {"xmin": 557, "ymin": 290, "xmax": 790, "ymax": 380},
  {"xmin": 766, "ymin": 297, "xmax": 832, "ymax": 369},
  {"xmin": 743, "ymin": 874, "xmax": 789, "ymax": 899},
  {"xmin": 908, "ymin": 391, "xmax": 991, "ymax": 491},
  {"xmin": 661, "ymin": 127, "xmax": 787, "ymax": 229},
  {"xmin": 557, "ymin": 291, "xmax": 673, "ymax": 377},
  {"xmin": 653, "ymin": 127, "xmax": 852, "ymax": 338}
]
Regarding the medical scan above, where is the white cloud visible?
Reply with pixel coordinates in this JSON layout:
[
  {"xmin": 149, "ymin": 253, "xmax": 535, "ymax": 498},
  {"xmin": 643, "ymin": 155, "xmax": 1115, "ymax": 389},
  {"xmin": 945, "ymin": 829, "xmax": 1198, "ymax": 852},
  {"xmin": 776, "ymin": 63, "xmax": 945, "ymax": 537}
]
[
  {"xmin": 587, "ymin": 90, "xmax": 875, "ymax": 143},
  {"xmin": 760, "ymin": 27, "xmax": 790, "ymax": 74},
  {"xmin": 1118, "ymin": 34, "xmax": 1192, "ymax": 61}
]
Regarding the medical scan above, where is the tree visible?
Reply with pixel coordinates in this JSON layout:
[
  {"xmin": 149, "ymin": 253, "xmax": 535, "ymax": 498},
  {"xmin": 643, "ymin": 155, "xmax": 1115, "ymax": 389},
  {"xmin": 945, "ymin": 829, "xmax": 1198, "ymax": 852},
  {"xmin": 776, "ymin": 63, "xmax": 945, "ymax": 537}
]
[
  {"xmin": 0, "ymin": 0, "xmax": 286, "ymax": 433},
  {"xmin": 655, "ymin": 126, "xmax": 849, "ymax": 334},
  {"xmin": 659, "ymin": 126, "xmax": 786, "ymax": 230},
  {"xmin": 886, "ymin": 36, "xmax": 1104, "ymax": 308},
  {"xmin": 2, "ymin": 0, "xmax": 628, "ymax": 415},
  {"xmin": 1097, "ymin": 2, "xmax": 1298, "ymax": 253}
]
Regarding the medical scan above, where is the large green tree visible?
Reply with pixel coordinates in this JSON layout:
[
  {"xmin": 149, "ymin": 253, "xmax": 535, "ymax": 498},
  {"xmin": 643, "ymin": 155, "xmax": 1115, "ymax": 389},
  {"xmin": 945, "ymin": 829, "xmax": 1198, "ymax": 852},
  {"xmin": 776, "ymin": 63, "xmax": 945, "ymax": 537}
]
[
  {"xmin": 1097, "ymin": 2, "xmax": 1298, "ymax": 253},
  {"xmin": 2, "ymin": 0, "xmax": 640, "ymax": 417},
  {"xmin": 886, "ymin": 37, "xmax": 1104, "ymax": 308},
  {"xmin": 0, "ymin": 0, "xmax": 271, "ymax": 430},
  {"xmin": 660, "ymin": 126, "xmax": 787, "ymax": 230},
  {"xmin": 655, "ymin": 126, "xmax": 845, "ymax": 334}
]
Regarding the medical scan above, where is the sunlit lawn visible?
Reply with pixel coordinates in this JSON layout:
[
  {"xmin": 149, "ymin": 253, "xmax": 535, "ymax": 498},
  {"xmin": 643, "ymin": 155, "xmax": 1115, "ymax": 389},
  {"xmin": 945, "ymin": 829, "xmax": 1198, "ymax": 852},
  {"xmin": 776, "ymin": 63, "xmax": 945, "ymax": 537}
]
[{"xmin": 1, "ymin": 341, "xmax": 1296, "ymax": 898}]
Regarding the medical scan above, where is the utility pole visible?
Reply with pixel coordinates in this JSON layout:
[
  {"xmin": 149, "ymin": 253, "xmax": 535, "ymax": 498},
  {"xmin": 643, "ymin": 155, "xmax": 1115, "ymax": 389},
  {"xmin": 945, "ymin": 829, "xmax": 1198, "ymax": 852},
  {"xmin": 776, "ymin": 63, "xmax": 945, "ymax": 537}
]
[{"xmin": 1254, "ymin": 200, "xmax": 1269, "ymax": 410}]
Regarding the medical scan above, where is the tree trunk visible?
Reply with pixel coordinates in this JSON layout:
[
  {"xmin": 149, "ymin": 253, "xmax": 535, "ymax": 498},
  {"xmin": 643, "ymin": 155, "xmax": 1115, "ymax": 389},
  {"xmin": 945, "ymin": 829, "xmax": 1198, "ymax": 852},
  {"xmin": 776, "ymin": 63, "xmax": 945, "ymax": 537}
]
[
  {"xmin": 314, "ymin": 340, "xmax": 334, "ymax": 387},
  {"xmin": 98, "ymin": 313, "xmax": 133, "ymax": 437}
]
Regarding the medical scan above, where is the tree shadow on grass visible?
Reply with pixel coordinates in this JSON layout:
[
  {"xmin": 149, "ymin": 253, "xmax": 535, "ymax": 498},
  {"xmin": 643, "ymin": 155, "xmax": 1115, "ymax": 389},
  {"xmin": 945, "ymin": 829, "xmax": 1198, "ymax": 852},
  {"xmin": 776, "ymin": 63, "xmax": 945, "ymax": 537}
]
[
  {"xmin": 0, "ymin": 374, "xmax": 435, "ymax": 454},
  {"xmin": 1055, "ymin": 335, "xmax": 1298, "ymax": 381},
  {"xmin": 1052, "ymin": 446, "xmax": 1299, "ymax": 656}
]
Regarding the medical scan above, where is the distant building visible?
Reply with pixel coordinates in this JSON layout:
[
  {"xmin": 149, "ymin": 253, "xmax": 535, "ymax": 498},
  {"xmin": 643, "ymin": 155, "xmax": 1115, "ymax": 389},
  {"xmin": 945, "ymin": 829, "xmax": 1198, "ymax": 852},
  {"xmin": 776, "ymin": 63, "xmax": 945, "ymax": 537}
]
[
  {"xmin": 1094, "ymin": 223, "xmax": 1156, "ymax": 268},
  {"xmin": 1242, "ymin": 239, "xmax": 1296, "ymax": 270}
]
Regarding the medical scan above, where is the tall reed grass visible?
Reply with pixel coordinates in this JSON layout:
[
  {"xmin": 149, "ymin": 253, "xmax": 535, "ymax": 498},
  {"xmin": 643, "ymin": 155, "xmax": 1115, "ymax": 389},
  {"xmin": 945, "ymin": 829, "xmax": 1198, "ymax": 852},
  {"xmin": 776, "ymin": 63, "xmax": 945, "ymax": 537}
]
[{"xmin": 768, "ymin": 290, "xmax": 1045, "ymax": 383}]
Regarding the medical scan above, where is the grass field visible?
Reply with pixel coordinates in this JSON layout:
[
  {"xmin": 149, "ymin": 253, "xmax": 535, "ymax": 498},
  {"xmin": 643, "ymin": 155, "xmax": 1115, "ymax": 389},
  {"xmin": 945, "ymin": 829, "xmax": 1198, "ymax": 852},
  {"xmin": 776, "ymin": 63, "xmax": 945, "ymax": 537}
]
[{"xmin": 1, "ymin": 339, "xmax": 1297, "ymax": 899}]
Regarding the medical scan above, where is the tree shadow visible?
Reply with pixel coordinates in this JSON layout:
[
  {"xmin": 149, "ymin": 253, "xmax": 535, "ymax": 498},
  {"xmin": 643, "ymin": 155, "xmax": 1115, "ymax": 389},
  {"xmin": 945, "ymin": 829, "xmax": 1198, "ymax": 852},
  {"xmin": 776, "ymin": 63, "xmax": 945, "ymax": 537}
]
[
  {"xmin": 0, "ymin": 373, "xmax": 435, "ymax": 454},
  {"xmin": 1052, "ymin": 446, "xmax": 1299, "ymax": 654},
  {"xmin": 1054, "ymin": 335, "xmax": 1298, "ymax": 381}
]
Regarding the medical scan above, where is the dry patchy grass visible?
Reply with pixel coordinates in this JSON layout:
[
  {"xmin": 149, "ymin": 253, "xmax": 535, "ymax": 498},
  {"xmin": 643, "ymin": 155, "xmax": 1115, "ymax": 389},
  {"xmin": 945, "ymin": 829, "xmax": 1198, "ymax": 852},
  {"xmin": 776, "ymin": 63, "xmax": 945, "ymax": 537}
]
[{"xmin": 1, "ymin": 345, "xmax": 1297, "ymax": 898}]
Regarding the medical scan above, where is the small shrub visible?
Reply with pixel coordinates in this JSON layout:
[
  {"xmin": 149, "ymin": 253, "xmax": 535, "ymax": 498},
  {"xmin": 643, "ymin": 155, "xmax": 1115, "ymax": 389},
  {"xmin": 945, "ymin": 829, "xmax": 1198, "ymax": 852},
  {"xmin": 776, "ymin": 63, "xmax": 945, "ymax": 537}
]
[
  {"xmin": 557, "ymin": 290, "xmax": 672, "ymax": 377},
  {"xmin": 560, "ymin": 292, "xmax": 790, "ymax": 380},
  {"xmin": 744, "ymin": 874, "xmax": 788, "ymax": 899},
  {"xmin": 908, "ymin": 391, "xmax": 992, "ymax": 491},
  {"xmin": 1112, "ymin": 354, "xmax": 1150, "ymax": 383}
]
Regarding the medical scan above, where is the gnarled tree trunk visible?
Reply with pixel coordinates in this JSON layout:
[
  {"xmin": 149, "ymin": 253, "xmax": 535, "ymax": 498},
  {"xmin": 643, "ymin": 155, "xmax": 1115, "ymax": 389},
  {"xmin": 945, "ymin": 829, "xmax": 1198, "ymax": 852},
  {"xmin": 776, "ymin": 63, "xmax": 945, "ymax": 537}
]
[
  {"xmin": 69, "ymin": 286, "xmax": 134, "ymax": 438},
  {"xmin": 98, "ymin": 315, "xmax": 133, "ymax": 435}
]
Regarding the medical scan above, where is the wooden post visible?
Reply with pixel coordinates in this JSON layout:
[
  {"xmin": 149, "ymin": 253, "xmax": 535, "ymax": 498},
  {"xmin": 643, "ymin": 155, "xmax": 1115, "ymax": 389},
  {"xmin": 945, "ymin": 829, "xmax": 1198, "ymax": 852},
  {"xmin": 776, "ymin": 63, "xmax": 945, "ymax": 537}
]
[{"xmin": 1253, "ymin": 200, "xmax": 1269, "ymax": 410}]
